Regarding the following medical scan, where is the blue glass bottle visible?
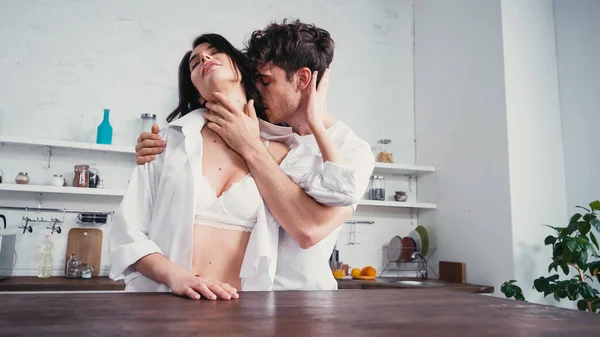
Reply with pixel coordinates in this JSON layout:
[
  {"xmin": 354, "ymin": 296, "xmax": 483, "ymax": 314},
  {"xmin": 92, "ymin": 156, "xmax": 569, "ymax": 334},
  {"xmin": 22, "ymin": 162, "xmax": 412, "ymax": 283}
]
[{"xmin": 96, "ymin": 108, "xmax": 113, "ymax": 145}]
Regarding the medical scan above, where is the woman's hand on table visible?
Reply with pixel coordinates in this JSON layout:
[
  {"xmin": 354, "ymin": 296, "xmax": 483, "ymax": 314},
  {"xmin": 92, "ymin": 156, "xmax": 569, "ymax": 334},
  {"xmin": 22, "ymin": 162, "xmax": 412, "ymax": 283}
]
[{"xmin": 167, "ymin": 271, "xmax": 239, "ymax": 300}]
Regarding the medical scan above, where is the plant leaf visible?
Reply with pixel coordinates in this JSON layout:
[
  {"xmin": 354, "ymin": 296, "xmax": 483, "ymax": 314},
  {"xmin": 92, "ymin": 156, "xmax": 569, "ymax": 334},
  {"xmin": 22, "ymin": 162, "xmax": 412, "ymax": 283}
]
[
  {"xmin": 566, "ymin": 222, "xmax": 579, "ymax": 235},
  {"xmin": 547, "ymin": 261, "xmax": 558, "ymax": 273},
  {"xmin": 561, "ymin": 263, "xmax": 570, "ymax": 275},
  {"xmin": 590, "ymin": 232, "xmax": 599, "ymax": 250},
  {"xmin": 577, "ymin": 299, "xmax": 588, "ymax": 311},
  {"xmin": 570, "ymin": 213, "xmax": 583, "ymax": 223},
  {"xmin": 548, "ymin": 274, "xmax": 559, "ymax": 281},
  {"xmin": 578, "ymin": 250, "xmax": 589, "ymax": 269},
  {"xmin": 533, "ymin": 277, "xmax": 549, "ymax": 292},
  {"xmin": 579, "ymin": 283, "xmax": 595, "ymax": 301},
  {"xmin": 544, "ymin": 235, "xmax": 557, "ymax": 246},
  {"xmin": 576, "ymin": 205, "xmax": 591, "ymax": 212},
  {"xmin": 589, "ymin": 200, "xmax": 600, "ymax": 211},
  {"xmin": 579, "ymin": 222, "xmax": 592, "ymax": 236},
  {"xmin": 586, "ymin": 262, "xmax": 600, "ymax": 277},
  {"xmin": 591, "ymin": 219, "xmax": 600, "ymax": 233},
  {"xmin": 583, "ymin": 213, "xmax": 596, "ymax": 221},
  {"xmin": 566, "ymin": 281, "xmax": 580, "ymax": 300},
  {"xmin": 553, "ymin": 291, "xmax": 561, "ymax": 302}
]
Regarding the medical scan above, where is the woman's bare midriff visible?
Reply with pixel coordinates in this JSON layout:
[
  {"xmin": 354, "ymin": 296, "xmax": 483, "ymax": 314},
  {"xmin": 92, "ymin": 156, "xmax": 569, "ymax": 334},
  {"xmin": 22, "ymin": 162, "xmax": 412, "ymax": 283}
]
[{"xmin": 191, "ymin": 222, "xmax": 251, "ymax": 289}]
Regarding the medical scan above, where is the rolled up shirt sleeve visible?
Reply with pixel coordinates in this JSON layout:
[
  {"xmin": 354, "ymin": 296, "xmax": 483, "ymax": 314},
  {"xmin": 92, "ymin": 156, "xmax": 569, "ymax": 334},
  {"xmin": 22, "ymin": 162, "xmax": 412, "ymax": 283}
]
[
  {"xmin": 109, "ymin": 154, "xmax": 163, "ymax": 280},
  {"xmin": 281, "ymin": 142, "xmax": 375, "ymax": 208}
]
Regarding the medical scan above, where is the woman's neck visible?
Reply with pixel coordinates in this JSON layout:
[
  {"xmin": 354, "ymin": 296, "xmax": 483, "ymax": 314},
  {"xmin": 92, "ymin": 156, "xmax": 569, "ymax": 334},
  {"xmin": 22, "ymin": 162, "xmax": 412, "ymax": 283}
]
[{"xmin": 206, "ymin": 84, "xmax": 247, "ymax": 114}]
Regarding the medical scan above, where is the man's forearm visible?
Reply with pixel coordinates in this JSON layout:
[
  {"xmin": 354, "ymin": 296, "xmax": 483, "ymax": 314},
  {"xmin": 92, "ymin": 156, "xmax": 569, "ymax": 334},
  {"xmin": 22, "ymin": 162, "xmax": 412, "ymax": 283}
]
[{"xmin": 243, "ymin": 144, "xmax": 352, "ymax": 248}]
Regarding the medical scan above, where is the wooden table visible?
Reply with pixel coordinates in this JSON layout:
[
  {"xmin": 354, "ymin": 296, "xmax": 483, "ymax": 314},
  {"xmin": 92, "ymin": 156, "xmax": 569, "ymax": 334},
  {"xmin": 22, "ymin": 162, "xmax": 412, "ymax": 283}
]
[{"xmin": 0, "ymin": 289, "xmax": 598, "ymax": 336}]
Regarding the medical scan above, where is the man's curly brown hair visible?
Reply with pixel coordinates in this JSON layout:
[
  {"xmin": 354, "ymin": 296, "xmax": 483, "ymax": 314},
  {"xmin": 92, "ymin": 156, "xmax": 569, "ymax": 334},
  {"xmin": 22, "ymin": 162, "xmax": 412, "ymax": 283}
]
[{"xmin": 245, "ymin": 19, "xmax": 334, "ymax": 85}]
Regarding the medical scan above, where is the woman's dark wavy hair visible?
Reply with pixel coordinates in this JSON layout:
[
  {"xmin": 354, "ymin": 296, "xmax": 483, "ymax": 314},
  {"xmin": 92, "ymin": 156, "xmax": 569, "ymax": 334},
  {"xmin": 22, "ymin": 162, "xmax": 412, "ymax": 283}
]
[{"xmin": 166, "ymin": 33, "xmax": 266, "ymax": 123}]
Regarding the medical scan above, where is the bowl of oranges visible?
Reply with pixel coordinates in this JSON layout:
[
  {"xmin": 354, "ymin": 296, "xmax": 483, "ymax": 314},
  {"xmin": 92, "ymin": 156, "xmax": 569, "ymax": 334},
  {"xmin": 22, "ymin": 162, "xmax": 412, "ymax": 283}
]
[{"xmin": 350, "ymin": 266, "xmax": 377, "ymax": 280}]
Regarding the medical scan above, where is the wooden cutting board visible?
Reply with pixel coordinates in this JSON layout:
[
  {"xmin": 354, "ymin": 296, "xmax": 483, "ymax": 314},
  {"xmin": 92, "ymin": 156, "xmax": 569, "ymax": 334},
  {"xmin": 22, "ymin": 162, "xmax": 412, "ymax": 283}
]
[
  {"xmin": 65, "ymin": 228, "xmax": 103, "ymax": 277},
  {"xmin": 439, "ymin": 261, "xmax": 466, "ymax": 284}
]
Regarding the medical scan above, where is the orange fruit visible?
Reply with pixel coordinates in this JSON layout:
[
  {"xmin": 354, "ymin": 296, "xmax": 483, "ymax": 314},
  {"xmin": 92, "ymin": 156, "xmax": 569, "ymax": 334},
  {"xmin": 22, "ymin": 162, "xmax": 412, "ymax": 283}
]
[
  {"xmin": 351, "ymin": 268, "xmax": 361, "ymax": 278},
  {"xmin": 361, "ymin": 266, "xmax": 377, "ymax": 277}
]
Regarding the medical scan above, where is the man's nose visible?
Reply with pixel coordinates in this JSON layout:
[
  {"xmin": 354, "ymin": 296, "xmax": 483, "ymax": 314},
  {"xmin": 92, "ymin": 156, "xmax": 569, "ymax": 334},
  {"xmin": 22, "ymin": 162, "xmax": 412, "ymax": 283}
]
[{"xmin": 201, "ymin": 54, "xmax": 211, "ymax": 63}]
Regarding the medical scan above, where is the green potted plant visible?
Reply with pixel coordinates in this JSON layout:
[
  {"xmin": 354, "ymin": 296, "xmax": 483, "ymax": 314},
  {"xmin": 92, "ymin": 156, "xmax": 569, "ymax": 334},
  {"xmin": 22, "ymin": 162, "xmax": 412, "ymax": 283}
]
[{"xmin": 501, "ymin": 200, "xmax": 600, "ymax": 312}]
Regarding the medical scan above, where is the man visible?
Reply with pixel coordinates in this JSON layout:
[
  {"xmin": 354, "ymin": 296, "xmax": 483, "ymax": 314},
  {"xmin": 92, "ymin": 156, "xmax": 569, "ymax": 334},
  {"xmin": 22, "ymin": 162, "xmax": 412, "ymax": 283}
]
[{"xmin": 136, "ymin": 19, "xmax": 374, "ymax": 290}]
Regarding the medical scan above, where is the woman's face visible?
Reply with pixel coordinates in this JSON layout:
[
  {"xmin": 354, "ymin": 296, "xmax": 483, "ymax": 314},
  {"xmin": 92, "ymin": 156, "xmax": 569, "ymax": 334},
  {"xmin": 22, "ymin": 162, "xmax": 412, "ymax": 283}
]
[{"xmin": 189, "ymin": 42, "xmax": 240, "ymax": 101}]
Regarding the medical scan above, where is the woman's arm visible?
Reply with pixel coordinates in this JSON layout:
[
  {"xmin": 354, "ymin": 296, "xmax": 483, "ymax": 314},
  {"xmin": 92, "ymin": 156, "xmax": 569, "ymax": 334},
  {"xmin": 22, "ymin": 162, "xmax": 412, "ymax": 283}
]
[
  {"xmin": 110, "ymin": 129, "xmax": 237, "ymax": 300},
  {"xmin": 134, "ymin": 253, "xmax": 238, "ymax": 300}
]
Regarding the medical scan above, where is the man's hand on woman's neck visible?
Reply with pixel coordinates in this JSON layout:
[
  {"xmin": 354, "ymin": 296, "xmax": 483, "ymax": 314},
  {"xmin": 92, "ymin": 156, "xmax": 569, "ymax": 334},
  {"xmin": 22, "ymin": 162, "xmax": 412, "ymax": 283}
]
[{"xmin": 206, "ymin": 84, "xmax": 247, "ymax": 114}]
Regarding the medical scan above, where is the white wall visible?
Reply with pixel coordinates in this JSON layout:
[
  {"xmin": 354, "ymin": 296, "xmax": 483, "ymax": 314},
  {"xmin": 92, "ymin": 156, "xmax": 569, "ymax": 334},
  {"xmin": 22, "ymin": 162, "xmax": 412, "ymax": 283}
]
[
  {"xmin": 0, "ymin": 0, "xmax": 417, "ymax": 276},
  {"xmin": 554, "ymin": 0, "xmax": 600, "ymax": 211},
  {"xmin": 414, "ymin": 0, "xmax": 515, "ymax": 290},
  {"xmin": 501, "ymin": 0, "xmax": 568, "ymax": 306}
]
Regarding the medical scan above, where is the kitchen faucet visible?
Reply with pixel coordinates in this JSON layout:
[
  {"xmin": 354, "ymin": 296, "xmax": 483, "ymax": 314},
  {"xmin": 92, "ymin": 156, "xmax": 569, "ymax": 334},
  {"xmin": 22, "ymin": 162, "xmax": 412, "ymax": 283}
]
[{"xmin": 411, "ymin": 252, "xmax": 428, "ymax": 280}]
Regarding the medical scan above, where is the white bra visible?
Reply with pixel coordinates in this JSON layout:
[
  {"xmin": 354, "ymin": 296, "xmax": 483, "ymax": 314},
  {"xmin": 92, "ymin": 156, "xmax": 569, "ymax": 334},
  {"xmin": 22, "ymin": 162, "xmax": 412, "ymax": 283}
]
[{"xmin": 193, "ymin": 141, "xmax": 268, "ymax": 232}]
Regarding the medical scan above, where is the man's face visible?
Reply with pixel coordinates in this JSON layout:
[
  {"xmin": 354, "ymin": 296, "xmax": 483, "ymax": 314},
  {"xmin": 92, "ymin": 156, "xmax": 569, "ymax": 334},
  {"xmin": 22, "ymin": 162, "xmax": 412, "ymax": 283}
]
[{"xmin": 256, "ymin": 63, "xmax": 302, "ymax": 124}]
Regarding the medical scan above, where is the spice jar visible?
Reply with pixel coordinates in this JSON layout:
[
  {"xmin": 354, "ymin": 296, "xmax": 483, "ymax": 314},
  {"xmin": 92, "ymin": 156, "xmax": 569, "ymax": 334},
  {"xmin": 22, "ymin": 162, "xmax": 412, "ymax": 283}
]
[
  {"xmin": 370, "ymin": 176, "xmax": 386, "ymax": 201},
  {"xmin": 375, "ymin": 139, "xmax": 393, "ymax": 163},
  {"xmin": 80, "ymin": 263, "xmax": 94, "ymax": 279},
  {"xmin": 88, "ymin": 167, "xmax": 100, "ymax": 188},
  {"xmin": 15, "ymin": 172, "xmax": 30, "ymax": 185},
  {"xmin": 73, "ymin": 165, "xmax": 90, "ymax": 187}
]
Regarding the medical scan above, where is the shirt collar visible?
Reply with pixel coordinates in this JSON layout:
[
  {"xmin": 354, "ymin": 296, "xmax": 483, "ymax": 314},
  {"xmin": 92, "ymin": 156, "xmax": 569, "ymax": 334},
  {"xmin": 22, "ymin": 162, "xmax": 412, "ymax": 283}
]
[
  {"xmin": 170, "ymin": 108, "xmax": 207, "ymax": 137},
  {"xmin": 259, "ymin": 119, "xmax": 294, "ymax": 138}
]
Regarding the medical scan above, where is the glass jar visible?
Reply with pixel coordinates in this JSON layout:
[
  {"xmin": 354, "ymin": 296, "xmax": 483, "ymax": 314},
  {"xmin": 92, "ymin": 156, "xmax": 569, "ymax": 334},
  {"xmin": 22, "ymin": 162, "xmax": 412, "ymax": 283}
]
[
  {"xmin": 140, "ymin": 113, "xmax": 157, "ymax": 134},
  {"xmin": 375, "ymin": 139, "xmax": 393, "ymax": 163},
  {"xmin": 80, "ymin": 263, "xmax": 94, "ymax": 279},
  {"xmin": 370, "ymin": 176, "xmax": 386, "ymax": 201},
  {"xmin": 15, "ymin": 172, "xmax": 30, "ymax": 185},
  {"xmin": 73, "ymin": 165, "xmax": 90, "ymax": 187},
  {"xmin": 88, "ymin": 167, "xmax": 100, "ymax": 188},
  {"xmin": 66, "ymin": 254, "xmax": 82, "ymax": 279}
]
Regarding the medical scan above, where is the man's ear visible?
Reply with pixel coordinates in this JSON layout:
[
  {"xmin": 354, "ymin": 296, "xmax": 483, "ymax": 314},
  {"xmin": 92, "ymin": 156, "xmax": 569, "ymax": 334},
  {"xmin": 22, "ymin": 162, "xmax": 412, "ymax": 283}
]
[{"xmin": 296, "ymin": 67, "xmax": 312, "ymax": 91}]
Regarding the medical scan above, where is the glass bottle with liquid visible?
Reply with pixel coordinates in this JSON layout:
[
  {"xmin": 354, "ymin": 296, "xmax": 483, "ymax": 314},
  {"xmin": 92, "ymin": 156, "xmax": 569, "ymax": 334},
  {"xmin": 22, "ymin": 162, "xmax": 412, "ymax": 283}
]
[{"xmin": 37, "ymin": 235, "xmax": 53, "ymax": 278}]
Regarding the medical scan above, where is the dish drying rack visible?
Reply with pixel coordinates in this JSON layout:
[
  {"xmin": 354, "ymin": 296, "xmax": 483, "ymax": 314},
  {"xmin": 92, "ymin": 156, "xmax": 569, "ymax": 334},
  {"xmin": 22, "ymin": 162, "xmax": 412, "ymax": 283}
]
[{"xmin": 380, "ymin": 247, "xmax": 438, "ymax": 279}]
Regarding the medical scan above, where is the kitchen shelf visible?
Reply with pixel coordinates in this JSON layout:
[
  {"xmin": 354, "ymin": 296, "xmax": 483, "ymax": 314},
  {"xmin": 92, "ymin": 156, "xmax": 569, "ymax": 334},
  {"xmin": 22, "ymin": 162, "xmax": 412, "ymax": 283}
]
[
  {"xmin": 0, "ymin": 135, "xmax": 135, "ymax": 154},
  {"xmin": 358, "ymin": 200, "xmax": 437, "ymax": 209},
  {"xmin": 0, "ymin": 184, "xmax": 125, "ymax": 197},
  {"xmin": 372, "ymin": 163, "xmax": 436, "ymax": 175}
]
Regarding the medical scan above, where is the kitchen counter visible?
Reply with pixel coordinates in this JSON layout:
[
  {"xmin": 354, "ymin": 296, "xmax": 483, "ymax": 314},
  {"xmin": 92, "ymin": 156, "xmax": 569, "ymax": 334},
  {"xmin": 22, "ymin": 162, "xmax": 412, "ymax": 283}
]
[
  {"xmin": 1, "ymin": 289, "xmax": 598, "ymax": 336},
  {"xmin": 0, "ymin": 276, "xmax": 493, "ymax": 293},
  {"xmin": 0, "ymin": 276, "xmax": 125, "ymax": 291},
  {"xmin": 337, "ymin": 277, "xmax": 494, "ymax": 293}
]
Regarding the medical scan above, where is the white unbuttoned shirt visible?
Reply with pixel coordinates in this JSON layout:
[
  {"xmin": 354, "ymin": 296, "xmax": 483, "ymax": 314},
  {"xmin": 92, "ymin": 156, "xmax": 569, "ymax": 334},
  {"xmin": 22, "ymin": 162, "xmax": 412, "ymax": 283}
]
[
  {"xmin": 109, "ymin": 109, "xmax": 372, "ymax": 292},
  {"xmin": 259, "ymin": 119, "xmax": 374, "ymax": 291}
]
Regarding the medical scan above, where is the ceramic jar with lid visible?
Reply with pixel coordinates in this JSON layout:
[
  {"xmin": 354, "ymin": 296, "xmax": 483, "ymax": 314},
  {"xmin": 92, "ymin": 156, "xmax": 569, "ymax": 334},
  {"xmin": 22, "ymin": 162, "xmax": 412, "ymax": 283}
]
[
  {"xmin": 52, "ymin": 174, "xmax": 66, "ymax": 187},
  {"xmin": 15, "ymin": 172, "xmax": 29, "ymax": 185}
]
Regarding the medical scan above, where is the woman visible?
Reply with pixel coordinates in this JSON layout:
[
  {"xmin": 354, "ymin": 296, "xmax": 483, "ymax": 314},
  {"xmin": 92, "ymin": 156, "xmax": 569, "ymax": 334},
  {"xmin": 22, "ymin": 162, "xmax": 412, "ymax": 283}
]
[
  {"xmin": 110, "ymin": 34, "xmax": 290, "ymax": 301},
  {"xmin": 110, "ymin": 34, "xmax": 359, "ymax": 300}
]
